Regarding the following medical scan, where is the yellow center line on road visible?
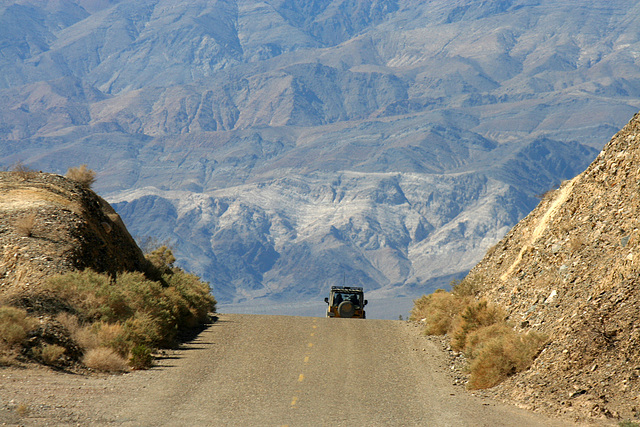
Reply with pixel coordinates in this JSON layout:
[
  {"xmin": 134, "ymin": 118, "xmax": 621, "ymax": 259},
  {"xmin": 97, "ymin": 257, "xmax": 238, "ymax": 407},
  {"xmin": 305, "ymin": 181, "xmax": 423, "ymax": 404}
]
[{"xmin": 287, "ymin": 323, "xmax": 318, "ymax": 416}]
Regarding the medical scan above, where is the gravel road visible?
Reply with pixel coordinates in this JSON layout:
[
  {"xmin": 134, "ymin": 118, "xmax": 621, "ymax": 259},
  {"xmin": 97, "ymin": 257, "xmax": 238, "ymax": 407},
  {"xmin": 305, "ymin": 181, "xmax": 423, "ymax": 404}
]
[{"xmin": 1, "ymin": 313, "xmax": 581, "ymax": 426}]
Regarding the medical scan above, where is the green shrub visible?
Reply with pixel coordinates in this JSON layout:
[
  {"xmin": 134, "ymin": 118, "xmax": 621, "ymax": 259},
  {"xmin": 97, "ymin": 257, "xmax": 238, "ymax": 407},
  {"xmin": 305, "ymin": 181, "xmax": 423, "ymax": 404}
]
[
  {"xmin": 46, "ymin": 270, "xmax": 115, "ymax": 321},
  {"xmin": 146, "ymin": 245, "xmax": 176, "ymax": 275},
  {"xmin": 45, "ymin": 265, "xmax": 214, "ymax": 367},
  {"xmin": 164, "ymin": 269, "xmax": 216, "ymax": 327},
  {"xmin": 129, "ymin": 344, "xmax": 154, "ymax": 370}
]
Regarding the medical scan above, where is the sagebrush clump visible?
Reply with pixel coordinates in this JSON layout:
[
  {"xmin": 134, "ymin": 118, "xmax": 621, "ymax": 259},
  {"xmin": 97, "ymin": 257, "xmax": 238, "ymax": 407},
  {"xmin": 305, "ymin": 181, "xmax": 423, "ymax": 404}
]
[
  {"xmin": 35, "ymin": 344, "xmax": 66, "ymax": 366},
  {"xmin": 0, "ymin": 306, "xmax": 38, "ymax": 365},
  {"xmin": 410, "ymin": 275, "xmax": 547, "ymax": 390},
  {"xmin": 0, "ymin": 306, "xmax": 36, "ymax": 347},
  {"xmin": 65, "ymin": 164, "xmax": 96, "ymax": 188},
  {"xmin": 6, "ymin": 246, "xmax": 217, "ymax": 370}
]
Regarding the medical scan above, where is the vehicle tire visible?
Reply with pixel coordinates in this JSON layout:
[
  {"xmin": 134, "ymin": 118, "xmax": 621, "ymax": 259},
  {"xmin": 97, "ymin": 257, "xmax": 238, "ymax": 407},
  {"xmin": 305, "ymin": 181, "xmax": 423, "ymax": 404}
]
[{"xmin": 338, "ymin": 301, "xmax": 355, "ymax": 318}]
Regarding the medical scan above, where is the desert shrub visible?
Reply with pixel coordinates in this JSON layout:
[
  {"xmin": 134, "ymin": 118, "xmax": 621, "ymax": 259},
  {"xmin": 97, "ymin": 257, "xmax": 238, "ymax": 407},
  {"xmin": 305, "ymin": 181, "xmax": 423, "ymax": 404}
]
[
  {"xmin": 87, "ymin": 322, "xmax": 128, "ymax": 357},
  {"xmin": 69, "ymin": 321, "xmax": 129, "ymax": 357},
  {"xmin": 11, "ymin": 162, "xmax": 38, "ymax": 180},
  {"xmin": 83, "ymin": 347, "xmax": 128, "ymax": 372},
  {"xmin": 0, "ymin": 355, "xmax": 16, "ymax": 366},
  {"xmin": 451, "ymin": 275, "xmax": 483, "ymax": 298},
  {"xmin": 46, "ymin": 267, "xmax": 214, "ymax": 367},
  {"xmin": 129, "ymin": 344, "xmax": 154, "ymax": 370},
  {"xmin": 14, "ymin": 213, "xmax": 37, "ymax": 237},
  {"xmin": 411, "ymin": 283, "xmax": 547, "ymax": 390},
  {"xmin": 409, "ymin": 294, "xmax": 431, "ymax": 321},
  {"xmin": 409, "ymin": 290, "xmax": 470, "ymax": 335},
  {"xmin": 46, "ymin": 270, "xmax": 113, "ymax": 320},
  {"xmin": 164, "ymin": 269, "xmax": 216, "ymax": 327},
  {"xmin": 450, "ymin": 300, "xmax": 506, "ymax": 351},
  {"xmin": 46, "ymin": 270, "xmax": 173, "ymax": 346},
  {"xmin": 146, "ymin": 245, "xmax": 176, "ymax": 275},
  {"xmin": 35, "ymin": 343, "xmax": 66, "ymax": 366},
  {"xmin": 0, "ymin": 306, "xmax": 36, "ymax": 346},
  {"xmin": 56, "ymin": 312, "xmax": 80, "ymax": 335},
  {"xmin": 466, "ymin": 324, "xmax": 547, "ymax": 389},
  {"xmin": 65, "ymin": 164, "xmax": 96, "ymax": 188},
  {"xmin": 73, "ymin": 325, "xmax": 101, "ymax": 351}
]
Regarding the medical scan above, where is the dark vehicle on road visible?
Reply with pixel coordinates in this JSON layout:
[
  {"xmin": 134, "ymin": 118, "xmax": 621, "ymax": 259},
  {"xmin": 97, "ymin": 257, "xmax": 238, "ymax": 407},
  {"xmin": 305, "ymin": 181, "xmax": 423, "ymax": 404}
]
[{"xmin": 324, "ymin": 286, "xmax": 367, "ymax": 318}]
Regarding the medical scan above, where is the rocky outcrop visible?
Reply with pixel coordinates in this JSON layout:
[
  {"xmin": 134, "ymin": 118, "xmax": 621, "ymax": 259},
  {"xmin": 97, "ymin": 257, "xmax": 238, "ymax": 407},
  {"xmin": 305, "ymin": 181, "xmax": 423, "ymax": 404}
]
[
  {"xmin": 468, "ymin": 112, "xmax": 640, "ymax": 421},
  {"xmin": 0, "ymin": 172, "xmax": 149, "ymax": 304}
]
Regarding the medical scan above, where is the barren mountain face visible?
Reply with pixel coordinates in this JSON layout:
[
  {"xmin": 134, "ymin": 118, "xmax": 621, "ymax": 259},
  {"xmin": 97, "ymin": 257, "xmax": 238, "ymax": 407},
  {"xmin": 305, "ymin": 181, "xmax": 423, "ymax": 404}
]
[{"xmin": 1, "ymin": 0, "xmax": 639, "ymax": 316}]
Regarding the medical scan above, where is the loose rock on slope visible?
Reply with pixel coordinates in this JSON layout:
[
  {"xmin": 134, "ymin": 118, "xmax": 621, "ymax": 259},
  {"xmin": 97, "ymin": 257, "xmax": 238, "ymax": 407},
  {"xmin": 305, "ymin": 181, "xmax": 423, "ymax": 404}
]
[{"xmin": 467, "ymin": 111, "xmax": 640, "ymax": 422}]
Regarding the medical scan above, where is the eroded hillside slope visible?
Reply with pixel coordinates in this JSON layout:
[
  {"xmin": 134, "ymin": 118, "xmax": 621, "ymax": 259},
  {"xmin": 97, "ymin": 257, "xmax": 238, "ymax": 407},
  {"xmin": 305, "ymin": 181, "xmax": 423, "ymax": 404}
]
[{"xmin": 468, "ymin": 112, "xmax": 640, "ymax": 420}]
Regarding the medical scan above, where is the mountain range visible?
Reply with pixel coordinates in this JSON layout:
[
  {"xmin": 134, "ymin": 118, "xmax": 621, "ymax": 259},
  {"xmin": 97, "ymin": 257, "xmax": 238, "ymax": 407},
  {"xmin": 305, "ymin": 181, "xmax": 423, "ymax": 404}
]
[{"xmin": 1, "ymin": 0, "xmax": 640, "ymax": 318}]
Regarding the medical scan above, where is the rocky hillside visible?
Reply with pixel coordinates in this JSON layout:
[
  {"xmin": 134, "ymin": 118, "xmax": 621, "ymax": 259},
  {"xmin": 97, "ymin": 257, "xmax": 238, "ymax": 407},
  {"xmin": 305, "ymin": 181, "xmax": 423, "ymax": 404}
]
[
  {"xmin": 0, "ymin": 171, "xmax": 150, "ymax": 305},
  {"xmin": 467, "ymin": 112, "xmax": 640, "ymax": 421},
  {"xmin": 2, "ymin": 0, "xmax": 640, "ymax": 314}
]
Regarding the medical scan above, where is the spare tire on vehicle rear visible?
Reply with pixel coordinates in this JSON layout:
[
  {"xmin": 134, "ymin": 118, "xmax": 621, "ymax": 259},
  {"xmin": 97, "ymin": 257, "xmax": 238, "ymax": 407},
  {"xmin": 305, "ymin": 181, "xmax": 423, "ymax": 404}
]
[{"xmin": 338, "ymin": 301, "xmax": 355, "ymax": 318}]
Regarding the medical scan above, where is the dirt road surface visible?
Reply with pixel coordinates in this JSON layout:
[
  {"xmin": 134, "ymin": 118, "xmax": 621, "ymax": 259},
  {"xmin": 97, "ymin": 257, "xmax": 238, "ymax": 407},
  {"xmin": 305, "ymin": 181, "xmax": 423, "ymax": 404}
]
[{"xmin": 1, "ymin": 313, "xmax": 584, "ymax": 426}]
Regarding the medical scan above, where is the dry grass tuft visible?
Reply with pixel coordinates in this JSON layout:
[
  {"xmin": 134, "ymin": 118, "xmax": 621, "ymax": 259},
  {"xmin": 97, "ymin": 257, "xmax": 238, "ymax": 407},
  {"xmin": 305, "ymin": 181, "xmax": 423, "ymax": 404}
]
[
  {"xmin": 466, "ymin": 324, "xmax": 547, "ymax": 389},
  {"xmin": 56, "ymin": 312, "xmax": 81, "ymax": 335},
  {"xmin": 410, "ymin": 290, "xmax": 470, "ymax": 335},
  {"xmin": 0, "ymin": 354, "xmax": 17, "ymax": 366},
  {"xmin": 450, "ymin": 300, "xmax": 506, "ymax": 351},
  {"xmin": 65, "ymin": 164, "xmax": 96, "ymax": 189},
  {"xmin": 14, "ymin": 213, "xmax": 37, "ymax": 237},
  {"xmin": 83, "ymin": 347, "xmax": 128, "ymax": 372},
  {"xmin": 15, "ymin": 403, "xmax": 29, "ymax": 417}
]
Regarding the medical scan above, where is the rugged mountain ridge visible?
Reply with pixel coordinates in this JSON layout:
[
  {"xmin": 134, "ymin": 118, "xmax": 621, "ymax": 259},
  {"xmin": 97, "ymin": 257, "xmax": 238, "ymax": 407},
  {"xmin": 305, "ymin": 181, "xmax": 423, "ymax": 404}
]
[
  {"xmin": 2, "ymin": 0, "xmax": 640, "ymax": 315},
  {"xmin": 468, "ymin": 112, "xmax": 640, "ymax": 421}
]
